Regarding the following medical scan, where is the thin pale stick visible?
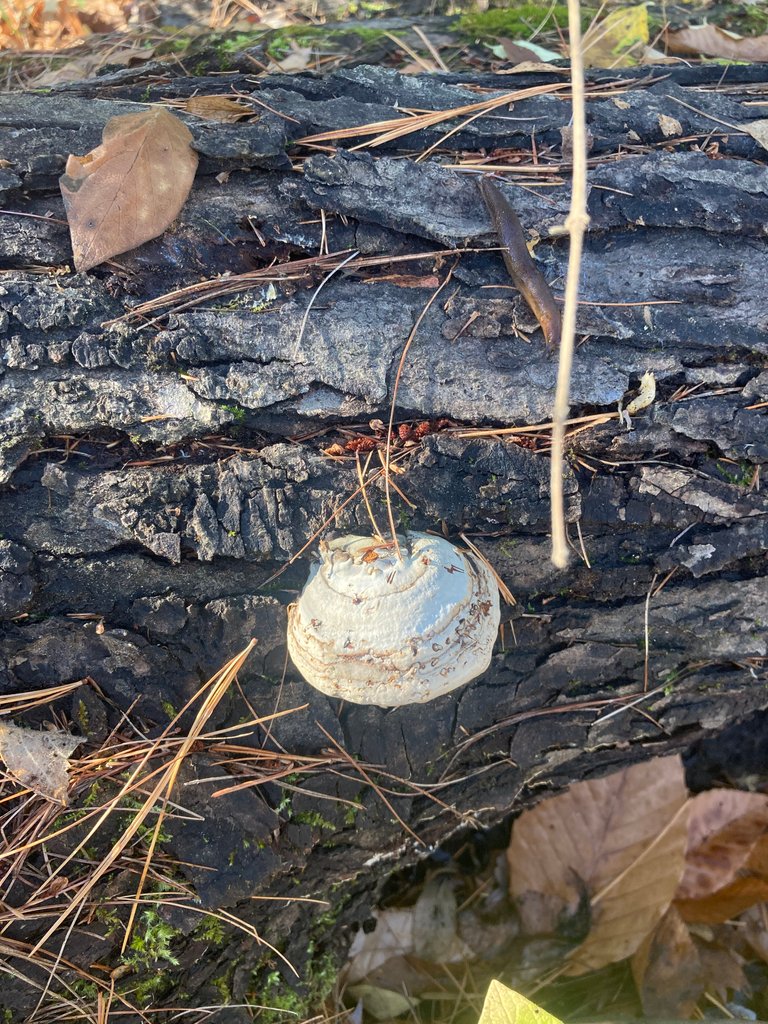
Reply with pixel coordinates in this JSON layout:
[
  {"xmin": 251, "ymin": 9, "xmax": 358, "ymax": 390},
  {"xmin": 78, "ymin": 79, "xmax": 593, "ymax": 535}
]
[
  {"xmin": 550, "ymin": 0, "xmax": 590, "ymax": 568},
  {"xmin": 376, "ymin": 448, "xmax": 416, "ymax": 509},
  {"xmin": 357, "ymin": 449, "xmax": 383, "ymax": 539},
  {"xmin": 294, "ymin": 248, "xmax": 360, "ymax": 355},
  {"xmin": 643, "ymin": 572, "xmax": 658, "ymax": 692},
  {"xmin": 459, "ymin": 533, "xmax": 516, "ymax": 605},
  {"xmin": 412, "ymin": 25, "xmax": 449, "ymax": 71}
]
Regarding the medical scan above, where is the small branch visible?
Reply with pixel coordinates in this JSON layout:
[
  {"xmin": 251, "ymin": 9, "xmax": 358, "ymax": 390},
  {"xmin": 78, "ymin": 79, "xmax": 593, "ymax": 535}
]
[{"xmin": 550, "ymin": 0, "xmax": 591, "ymax": 568}]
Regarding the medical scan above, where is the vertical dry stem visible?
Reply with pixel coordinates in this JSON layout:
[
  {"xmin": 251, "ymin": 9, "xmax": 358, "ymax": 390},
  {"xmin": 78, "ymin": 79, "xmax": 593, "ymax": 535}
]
[{"xmin": 550, "ymin": 0, "xmax": 590, "ymax": 568}]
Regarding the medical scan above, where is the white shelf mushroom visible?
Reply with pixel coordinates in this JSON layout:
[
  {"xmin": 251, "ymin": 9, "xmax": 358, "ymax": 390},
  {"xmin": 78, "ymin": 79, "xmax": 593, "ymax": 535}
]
[{"xmin": 286, "ymin": 532, "xmax": 501, "ymax": 706}]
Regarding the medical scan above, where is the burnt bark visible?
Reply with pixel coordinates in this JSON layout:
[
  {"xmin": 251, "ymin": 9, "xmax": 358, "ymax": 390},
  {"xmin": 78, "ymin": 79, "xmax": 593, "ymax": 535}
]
[{"xmin": 0, "ymin": 57, "xmax": 767, "ymax": 1018}]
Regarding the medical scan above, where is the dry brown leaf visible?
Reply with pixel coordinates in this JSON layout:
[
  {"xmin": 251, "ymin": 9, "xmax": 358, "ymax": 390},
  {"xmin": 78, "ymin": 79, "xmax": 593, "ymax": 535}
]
[
  {"xmin": 665, "ymin": 24, "xmax": 768, "ymax": 61},
  {"xmin": 0, "ymin": 0, "xmax": 87, "ymax": 50},
  {"xmin": 698, "ymin": 943, "xmax": 747, "ymax": 1004},
  {"xmin": 677, "ymin": 833, "xmax": 768, "ymax": 923},
  {"xmin": 495, "ymin": 61, "xmax": 569, "ymax": 76},
  {"xmin": 60, "ymin": 107, "xmax": 198, "ymax": 272},
  {"xmin": 180, "ymin": 95, "xmax": 252, "ymax": 123},
  {"xmin": 372, "ymin": 273, "xmax": 441, "ymax": 288},
  {"xmin": 678, "ymin": 789, "xmax": 768, "ymax": 898},
  {"xmin": 498, "ymin": 40, "xmax": 551, "ymax": 64},
  {"xmin": 631, "ymin": 905, "xmax": 703, "ymax": 1017},
  {"xmin": 508, "ymin": 755, "xmax": 689, "ymax": 975},
  {"xmin": 0, "ymin": 720, "xmax": 81, "ymax": 804},
  {"xmin": 658, "ymin": 114, "xmax": 683, "ymax": 139}
]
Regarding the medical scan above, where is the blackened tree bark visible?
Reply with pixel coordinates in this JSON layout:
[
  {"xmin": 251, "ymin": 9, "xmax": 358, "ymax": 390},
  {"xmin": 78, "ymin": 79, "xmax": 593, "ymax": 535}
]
[{"xmin": 0, "ymin": 54, "xmax": 766, "ymax": 1019}]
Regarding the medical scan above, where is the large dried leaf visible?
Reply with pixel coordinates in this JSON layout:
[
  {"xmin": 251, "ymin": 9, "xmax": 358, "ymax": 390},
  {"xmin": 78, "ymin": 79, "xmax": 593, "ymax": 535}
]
[
  {"xmin": 60, "ymin": 107, "xmax": 198, "ymax": 272},
  {"xmin": 631, "ymin": 906, "xmax": 703, "ymax": 1017},
  {"xmin": 582, "ymin": 5, "xmax": 649, "ymax": 68},
  {"xmin": 677, "ymin": 789, "xmax": 768, "ymax": 901},
  {"xmin": 478, "ymin": 980, "xmax": 564, "ymax": 1024},
  {"xmin": 0, "ymin": 720, "xmax": 81, "ymax": 804},
  {"xmin": 677, "ymin": 833, "xmax": 768, "ymax": 924},
  {"xmin": 508, "ymin": 755, "xmax": 689, "ymax": 975},
  {"xmin": 665, "ymin": 24, "xmax": 768, "ymax": 61}
]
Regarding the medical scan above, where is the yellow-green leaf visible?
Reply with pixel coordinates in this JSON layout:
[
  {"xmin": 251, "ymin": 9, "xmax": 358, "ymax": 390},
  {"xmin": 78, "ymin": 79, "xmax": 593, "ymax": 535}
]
[
  {"xmin": 582, "ymin": 4, "xmax": 649, "ymax": 68},
  {"xmin": 478, "ymin": 980, "xmax": 565, "ymax": 1024}
]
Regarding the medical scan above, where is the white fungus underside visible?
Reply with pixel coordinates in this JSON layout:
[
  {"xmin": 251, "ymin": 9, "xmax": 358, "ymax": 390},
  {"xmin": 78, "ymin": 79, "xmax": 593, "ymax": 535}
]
[{"xmin": 287, "ymin": 532, "xmax": 501, "ymax": 706}]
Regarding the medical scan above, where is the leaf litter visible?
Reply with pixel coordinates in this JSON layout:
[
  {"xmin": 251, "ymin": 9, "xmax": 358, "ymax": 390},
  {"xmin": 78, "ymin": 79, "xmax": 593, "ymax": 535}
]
[
  {"xmin": 0, "ymin": 719, "xmax": 81, "ymax": 804},
  {"xmin": 349, "ymin": 754, "xmax": 768, "ymax": 1019},
  {"xmin": 60, "ymin": 107, "xmax": 198, "ymax": 272},
  {"xmin": 509, "ymin": 754, "xmax": 690, "ymax": 974}
]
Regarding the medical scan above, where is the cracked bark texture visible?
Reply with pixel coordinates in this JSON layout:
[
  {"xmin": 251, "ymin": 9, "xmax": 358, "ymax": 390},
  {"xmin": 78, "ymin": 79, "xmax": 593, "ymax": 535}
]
[{"xmin": 0, "ymin": 58, "xmax": 767, "ymax": 1018}]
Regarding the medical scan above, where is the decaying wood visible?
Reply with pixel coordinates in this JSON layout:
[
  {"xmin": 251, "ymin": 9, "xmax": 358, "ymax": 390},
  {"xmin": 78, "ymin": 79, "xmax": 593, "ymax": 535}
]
[{"xmin": 0, "ymin": 57, "xmax": 766, "ymax": 1016}]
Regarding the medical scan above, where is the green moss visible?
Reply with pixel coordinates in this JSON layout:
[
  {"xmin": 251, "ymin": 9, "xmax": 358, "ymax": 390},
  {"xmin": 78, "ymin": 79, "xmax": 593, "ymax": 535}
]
[
  {"xmin": 131, "ymin": 971, "xmax": 173, "ymax": 1007},
  {"xmin": 730, "ymin": 4, "xmax": 768, "ymax": 35},
  {"xmin": 122, "ymin": 908, "xmax": 181, "ymax": 972},
  {"xmin": 160, "ymin": 699, "xmax": 176, "ymax": 719},
  {"xmin": 212, "ymin": 972, "xmax": 232, "ymax": 1004},
  {"xmin": 95, "ymin": 905, "xmax": 122, "ymax": 937},
  {"xmin": 259, "ymin": 970, "xmax": 307, "ymax": 1019},
  {"xmin": 162, "ymin": 35, "xmax": 194, "ymax": 54},
  {"xmin": 196, "ymin": 914, "xmax": 226, "ymax": 945},
  {"xmin": 71, "ymin": 979, "xmax": 98, "ymax": 1001},
  {"xmin": 619, "ymin": 552, "xmax": 642, "ymax": 564},
  {"xmin": 222, "ymin": 403, "xmax": 247, "ymax": 423},
  {"xmin": 256, "ymin": 950, "xmax": 337, "ymax": 1022},
  {"xmin": 294, "ymin": 810, "xmax": 336, "ymax": 831},
  {"xmin": 75, "ymin": 699, "xmax": 89, "ymax": 733},
  {"xmin": 121, "ymin": 793, "xmax": 173, "ymax": 846},
  {"xmin": 716, "ymin": 459, "xmax": 754, "ymax": 488},
  {"xmin": 343, "ymin": 801, "xmax": 362, "ymax": 826},
  {"xmin": 217, "ymin": 31, "xmax": 265, "ymax": 54},
  {"xmin": 82, "ymin": 780, "xmax": 102, "ymax": 808},
  {"xmin": 456, "ymin": 5, "xmax": 571, "ymax": 41}
]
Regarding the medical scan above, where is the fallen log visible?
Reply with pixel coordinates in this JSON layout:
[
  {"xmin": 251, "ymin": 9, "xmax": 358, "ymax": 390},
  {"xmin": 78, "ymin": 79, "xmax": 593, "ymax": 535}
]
[{"xmin": 0, "ymin": 55, "xmax": 766, "ymax": 1019}]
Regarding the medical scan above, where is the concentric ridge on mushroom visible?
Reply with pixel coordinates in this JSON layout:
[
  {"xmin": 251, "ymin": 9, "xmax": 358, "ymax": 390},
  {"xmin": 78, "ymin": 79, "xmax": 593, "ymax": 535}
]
[{"xmin": 287, "ymin": 532, "xmax": 501, "ymax": 706}]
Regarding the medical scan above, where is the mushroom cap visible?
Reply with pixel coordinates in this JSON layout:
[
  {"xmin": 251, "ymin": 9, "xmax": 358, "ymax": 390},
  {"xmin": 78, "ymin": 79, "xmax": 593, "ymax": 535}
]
[{"xmin": 287, "ymin": 532, "xmax": 501, "ymax": 706}]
